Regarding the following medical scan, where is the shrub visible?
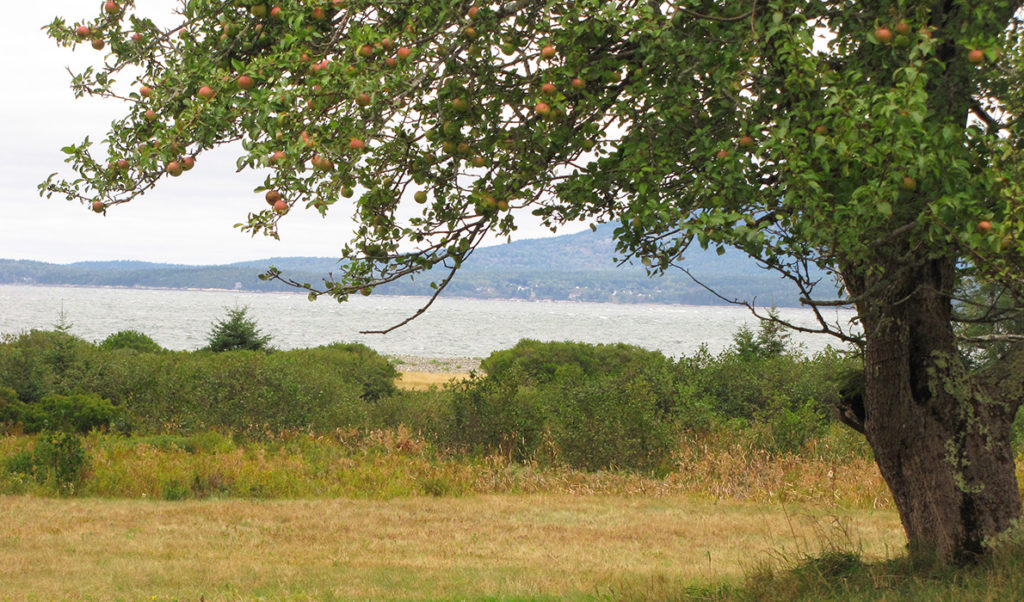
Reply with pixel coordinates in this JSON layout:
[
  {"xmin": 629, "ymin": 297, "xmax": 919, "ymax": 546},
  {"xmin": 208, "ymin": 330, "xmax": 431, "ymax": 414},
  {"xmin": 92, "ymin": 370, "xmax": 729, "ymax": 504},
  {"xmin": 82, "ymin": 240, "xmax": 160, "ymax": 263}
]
[
  {"xmin": 0, "ymin": 330, "xmax": 95, "ymax": 403},
  {"xmin": 1, "ymin": 392, "xmax": 120, "ymax": 435},
  {"xmin": 99, "ymin": 330, "xmax": 165, "ymax": 353},
  {"xmin": 450, "ymin": 340, "xmax": 681, "ymax": 471},
  {"xmin": 5, "ymin": 431, "xmax": 90, "ymax": 495},
  {"xmin": 205, "ymin": 306, "xmax": 272, "ymax": 352}
]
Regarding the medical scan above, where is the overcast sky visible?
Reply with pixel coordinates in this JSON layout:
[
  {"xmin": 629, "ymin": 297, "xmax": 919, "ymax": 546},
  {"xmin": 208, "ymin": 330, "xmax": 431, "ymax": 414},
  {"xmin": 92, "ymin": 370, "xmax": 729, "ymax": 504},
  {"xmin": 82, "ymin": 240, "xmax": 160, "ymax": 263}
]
[{"xmin": 1, "ymin": 2, "xmax": 574, "ymax": 266}]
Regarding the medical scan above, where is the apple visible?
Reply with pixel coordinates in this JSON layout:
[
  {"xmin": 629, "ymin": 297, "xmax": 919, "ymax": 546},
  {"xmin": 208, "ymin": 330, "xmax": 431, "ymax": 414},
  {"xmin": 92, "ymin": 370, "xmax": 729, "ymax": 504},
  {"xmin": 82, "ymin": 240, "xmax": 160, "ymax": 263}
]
[
  {"xmin": 467, "ymin": 6, "xmax": 479, "ymax": 18},
  {"xmin": 76, "ymin": 25, "xmax": 91, "ymax": 37},
  {"xmin": 349, "ymin": 138, "xmax": 366, "ymax": 150},
  {"xmin": 457, "ymin": 142, "xmax": 470, "ymax": 154},
  {"xmin": 265, "ymin": 189, "xmax": 282, "ymax": 205},
  {"xmin": 540, "ymin": 45, "xmax": 556, "ymax": 59},
  {"xmin": 535, "ymin": 101, "xmax": 551, "ymax": 116},
  {"xmin": 238, "ymin": 75, "xmax": 254, "ymax": 90},
  {"xmin": 541, "ymin": 82, "xmax": 556, "ymax": 96},
  {"xmin": 116, "ymin": 159, "xmax": 129, "ymax": 170},
  {"xmin": 738, "ymin": 135, "xmax": 755, "ymax": 148},
  {"xmin": 464, "ymin": 26, "xmax": 477, "ymax": 39},
  {"xmin": 977, "ymin": 220, "xmax": 992, "ymax": 233},
  {"xmin": 356, "ymin": 92, "xmax": 371, "ymax": 106},
  {"xmin": 92, "ymin": 38, "xmax": 105, "ymax": 50},
  {"xmin": 875, "ymin": 27, "xmax": 892, "ymax": 44},
  {"xmin": 250, "ymin": 4, "xmax": 268, "ymax": 18},
  {"xmin": 895, "ymin": 21, "xmax": 910, "ymax": 36},
  {"xmin": 716, "ymin": 150, "xmax": 730, "ymax": 158},
  {"xmin": 197, "ymin": 85, "xmax": 215, "ymax": 100},
  {"xmin": 182, "ymin": 156, "xmax": 196, "ymax": 171},
  {"xmin": 144, "ymin": 109, "xmax": 157, "ymax": 121},
  {"xmin": 396, "ymin": 46, "xmax": 411, "ymax": 60},
  {"xmin": 571, "ymin": 78, "xmax": 586, "ymax": 91},
  {"xmin": 471, "ymin": 155, "xmax": 486, "ymax": 167},
  {"xmin": 312, "ymin": 7, "xmax": 326, "ymax": 20},
  {"xmin": 442, "ymin": 140, "xmax": 457, "ymax": 155},
  {"xmin": 104, "ymin": 1, "xmax": 120, "ymax": 14},
  {"xmin": 381, "ymin": 37, "xmax": 394, "ymax": 51},
  {"xmin": 269, "ymin": 150, "xmax": 287, "ymax": 164},
  {"xmin": 341, "ymin": 186, "xmax": 354, "ymax": 198},
  {"xmin": 901, "ymin": 176, "xmax": 917, "ymax": 191},
  {"xmin": 139, "ymin": 85, "xmax": 152, "ymax": 97},
  {"xmin": 385, "ymin": 57, "xmax": 398, "ymax": 68},
  {"xmin": 497, "ymin": 199, "xmax": 509, "ymax": 211},
  {"xmin": 131, "ymin": 32, "xmax": 143, "ymax": 42},
  {"xmin": 166, "ymin": 161, "xmax": 183, "ymax": 176},
  {"xmin": 968, "ymin": 49, "xmax": 985, "ymax": 64},
  {"xmin": 92, "ymin": 201, "xmax": 105, "ymax": 213},
  {"xmin": 814, "ymin": 125, "xmax": 828, "ymax": 135},
  {"xmin": 273, "ymin": 199, "xmax": 289, "ymax": 214},
  {"xmin": 270, "ymin": 6, "xmax": 282, "ymax": 19},
  {"xmin": 358, "ymin": 44, "xmax": 374, "ymax": 58},
  {"xmin": 414, "ymin": 191, "xmax": 428, "ymax": 203},
  {"xmin": 451, "ymin": 97, "xmax": 469, "ymax": 112}
]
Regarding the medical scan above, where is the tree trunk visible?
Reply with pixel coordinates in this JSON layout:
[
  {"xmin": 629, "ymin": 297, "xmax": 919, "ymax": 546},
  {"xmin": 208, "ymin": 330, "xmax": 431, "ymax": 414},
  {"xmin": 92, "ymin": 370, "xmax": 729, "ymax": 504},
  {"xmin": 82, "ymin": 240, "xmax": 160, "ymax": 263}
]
[{"xmin": 852, "ymin": 259, "xmax": 1021, "ymax": 562}]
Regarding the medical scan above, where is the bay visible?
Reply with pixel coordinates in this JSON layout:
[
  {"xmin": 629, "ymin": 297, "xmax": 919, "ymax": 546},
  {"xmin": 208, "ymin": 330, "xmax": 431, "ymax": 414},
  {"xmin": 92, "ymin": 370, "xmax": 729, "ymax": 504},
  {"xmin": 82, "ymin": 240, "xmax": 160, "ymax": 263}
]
[{"xmin": 0, "ymin": 285, "xmax": 857, "ymax": 358}]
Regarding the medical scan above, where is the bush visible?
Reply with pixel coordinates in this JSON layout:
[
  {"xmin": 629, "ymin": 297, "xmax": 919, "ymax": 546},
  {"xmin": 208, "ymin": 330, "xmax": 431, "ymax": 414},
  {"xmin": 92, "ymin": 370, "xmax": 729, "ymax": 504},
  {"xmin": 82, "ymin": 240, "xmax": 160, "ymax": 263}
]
[
  {"xmin": 205, "ymin": 306, "xmax": 272, "ymax": 352},
  {"xmin": 0, "ymin": 330, "xmax": 95, "ymax": 403},
  {"xmin": 99, "ymin": 330, "xmax": 165, "ymax": 353},
  {"xmin": 449, "ymin": 340, "xmax": 681, "ymax": 471},
  {"xmin": 5, "ymin": 431, "xmax": 90, "ymax": 495},
  {"xmin": 1, "ymin": 392, "xmax": 120, "ymax": 435}
]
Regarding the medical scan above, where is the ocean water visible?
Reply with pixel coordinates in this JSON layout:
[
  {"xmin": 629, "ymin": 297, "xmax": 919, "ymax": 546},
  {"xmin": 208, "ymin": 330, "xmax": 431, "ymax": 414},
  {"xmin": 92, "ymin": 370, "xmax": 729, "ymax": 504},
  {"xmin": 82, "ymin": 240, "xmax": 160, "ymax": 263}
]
[{"xmin": 0, "ymin": 284, "xmax": 858, "ymax": 358}]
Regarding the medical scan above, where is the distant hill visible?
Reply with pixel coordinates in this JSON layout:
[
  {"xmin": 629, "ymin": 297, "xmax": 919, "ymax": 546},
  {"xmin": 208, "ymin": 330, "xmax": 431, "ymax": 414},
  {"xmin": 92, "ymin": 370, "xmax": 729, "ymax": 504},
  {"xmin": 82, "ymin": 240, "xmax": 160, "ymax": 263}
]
[{"xmin": 0, "ymin": 223, "xmax": 835, "ymax": 306}]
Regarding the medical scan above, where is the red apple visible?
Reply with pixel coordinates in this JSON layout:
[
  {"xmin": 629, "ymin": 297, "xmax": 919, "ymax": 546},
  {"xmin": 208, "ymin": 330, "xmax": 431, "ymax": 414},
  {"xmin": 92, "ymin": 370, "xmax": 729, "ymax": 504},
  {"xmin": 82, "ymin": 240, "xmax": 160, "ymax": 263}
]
[
  {"xmin": 92, "ymin": 201, "xmax": 105, "ymax": 213},
  {"xmin": 540, "ymin": 45, "xmax": 556, "ymax": 59},
  {"xmin": 270, "ymin": 6, "xmax": 282, "ymax": 19},
  {"xmin": 197, "ymin": 85, "xmax": 215, "ymax": 100},
  {"xmin": 571, "ymin": 78, "xmax": 586, "ymax": 91},
  {"xmin": 358, "ymin": 44, "xmax": 374, "ymax": 58},
  {"xmin": 875, "ymin": 27, "xmax": 892, "ymax": 44},
  {"xmin": 716, "ymin": 150, "xmax": 730, "ymax": 158},
  {"xmin": 901, "ymin": 176, "xmax": 917, "ymax": 191},
  {"xmin": 467, "ymin": 6, "xmax": 479, "ymax": 18},
  {"xmin": 144, "ymin": 109, "xmax": 157, "ymax": 121},
  {"xmin": 76, "ymin": 25, "xmax": 91, "ymax": 37},
  {"xmin": 396, "ymin": 46, "xmax": 411, "ymax": 60},
  {"xmin": 814, "ymin": 125, "xmax": 828, "ymax": 135},
  {"xmin": 381, "ymin": 37, "xmax": 394, "ymax": 51},
  {"xmin": 977, "ymin": 220, "xmax": 992, "ymax": 233},
  {"xmin": 104, "ymin": 1, "xmax": 120, "ymax": 14},
  {"xmin": 166, "ymin": 161, "xmax": 183, "ymax": 176},
  {"xmin": 265, "ymin": 189, "xmax": 282, "ymax": 205},
  {"xmin": 131, "ymin": 32, "xmax": 143, "ymax": 42},
  {"xmin": 139, "ymin": 85, "xmax": 152, "ymax": 97},
  {"xmin": 356, "ymin": 92, "xmax": 371, "ymax": 106},
  {"xmin": 540, "ymin": 83, "xmax": 556, "ymax": 96},
  {"xmin": 968, "ymin": 49, "xmax": 985, "ymax": 64},
  {"xmin": 273, "ymin": 199, "xmax": 289, "ymax": 214},
  {"xmin": 269, "ymin": 151, "xmax": 287, "ymax": 164},
  {"xmin": 237, "ymin": 75, "xmax": 254, "ymax": 90},
  {"xmin": 91, "ymin": 38, "xmax": 105, "ymax": 50},
  {"xmin": 738, "ymin": 135, "xmax": 755, "ymax": 148},
  {"xmin": 894, "ymin": 21, "xmax": 910, "ymax": 36},
  {"xmin": 535, "ymin": 101, "xmax": 551, "ymax": 116},
  {"xmin": 385, "ymin": 57, "xmax": 397, "ymax": 68},
  {"xmin": 116, "ymin": 159, "xmax": 129, "ymax": 170},
  {"xmin": 349, "ymin": 138, "xmax": 366, "ymax": 150},
  {"xmin": 312, "ymin": 7, "xmax": 326, "ymax": 20},
  {"xmin": 182, "ymin": 156, "xmax": 196, "ymax": 171}
]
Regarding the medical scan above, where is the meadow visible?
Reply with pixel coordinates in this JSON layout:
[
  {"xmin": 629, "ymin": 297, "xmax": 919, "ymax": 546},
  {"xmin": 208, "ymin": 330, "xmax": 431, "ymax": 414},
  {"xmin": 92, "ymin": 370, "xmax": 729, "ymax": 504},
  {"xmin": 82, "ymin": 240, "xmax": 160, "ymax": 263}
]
[{"xmin": 2, "ymin": 322, "xmax": 1024, "ymax": 600}]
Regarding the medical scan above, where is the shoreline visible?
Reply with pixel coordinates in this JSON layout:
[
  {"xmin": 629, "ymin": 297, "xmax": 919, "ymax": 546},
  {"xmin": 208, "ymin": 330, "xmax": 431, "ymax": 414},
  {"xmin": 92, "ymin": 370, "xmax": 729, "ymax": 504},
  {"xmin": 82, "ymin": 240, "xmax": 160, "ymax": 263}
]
[{"xmin": 387, "ymin": 355, "xmax": 481, "ymax": 374}]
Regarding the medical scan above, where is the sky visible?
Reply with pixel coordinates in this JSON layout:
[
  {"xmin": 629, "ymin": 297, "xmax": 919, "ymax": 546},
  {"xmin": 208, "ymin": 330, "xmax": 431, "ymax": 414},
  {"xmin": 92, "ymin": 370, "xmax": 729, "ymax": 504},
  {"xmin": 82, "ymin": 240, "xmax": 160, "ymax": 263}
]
[{"xmin": 1, "ymin": 2, "xmax": 574, "ymax": 266}]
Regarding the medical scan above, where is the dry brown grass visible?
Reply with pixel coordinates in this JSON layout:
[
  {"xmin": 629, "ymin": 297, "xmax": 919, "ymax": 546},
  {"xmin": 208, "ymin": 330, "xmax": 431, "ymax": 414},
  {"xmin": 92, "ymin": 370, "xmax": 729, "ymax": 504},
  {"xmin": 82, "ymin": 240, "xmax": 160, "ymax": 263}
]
[
  {"xmin": 0, "ymin": 493, "xmax": 903, "ymax": 600},
  {"xmin": 395, "ymin": 371, "xmax": 470, "ymax": 391}
]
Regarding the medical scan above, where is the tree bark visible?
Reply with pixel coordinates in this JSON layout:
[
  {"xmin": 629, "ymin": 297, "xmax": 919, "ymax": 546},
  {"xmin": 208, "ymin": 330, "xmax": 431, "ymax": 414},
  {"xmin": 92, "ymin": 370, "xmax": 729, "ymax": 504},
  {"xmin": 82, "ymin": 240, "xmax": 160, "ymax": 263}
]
[{"xmin": 850, "ymin": 258, "xmax": 1022, "ymax": 562}]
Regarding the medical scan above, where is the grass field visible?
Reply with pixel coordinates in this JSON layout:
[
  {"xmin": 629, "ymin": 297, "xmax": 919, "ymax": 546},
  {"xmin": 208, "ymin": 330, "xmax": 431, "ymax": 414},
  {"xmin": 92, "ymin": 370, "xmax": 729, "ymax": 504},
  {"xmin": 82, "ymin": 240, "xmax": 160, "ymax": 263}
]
[
  {"xmin": 0, "ymin": 494, "xmax": 903, "ymax": 600},
  {"xmin": 395, "ymin": 371, "xmax": 470, "ymax": 391}
]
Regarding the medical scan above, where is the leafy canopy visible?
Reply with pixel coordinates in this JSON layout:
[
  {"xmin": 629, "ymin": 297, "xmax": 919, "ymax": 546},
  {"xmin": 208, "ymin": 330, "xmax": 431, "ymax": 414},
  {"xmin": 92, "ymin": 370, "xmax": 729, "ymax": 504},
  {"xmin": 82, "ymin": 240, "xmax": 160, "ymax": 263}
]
[{"xmin": 42, "ymin": 0, "xmax": 1024, "ymax": 337}]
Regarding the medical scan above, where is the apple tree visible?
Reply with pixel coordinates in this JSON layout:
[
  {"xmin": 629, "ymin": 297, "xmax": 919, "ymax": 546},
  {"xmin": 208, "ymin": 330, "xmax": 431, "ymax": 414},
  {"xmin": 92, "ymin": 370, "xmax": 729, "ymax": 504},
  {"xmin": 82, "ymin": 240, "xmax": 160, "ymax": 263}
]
[{"xmin": 43, "ymin": 0, "xmax": 1024, "ymax": 561}]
